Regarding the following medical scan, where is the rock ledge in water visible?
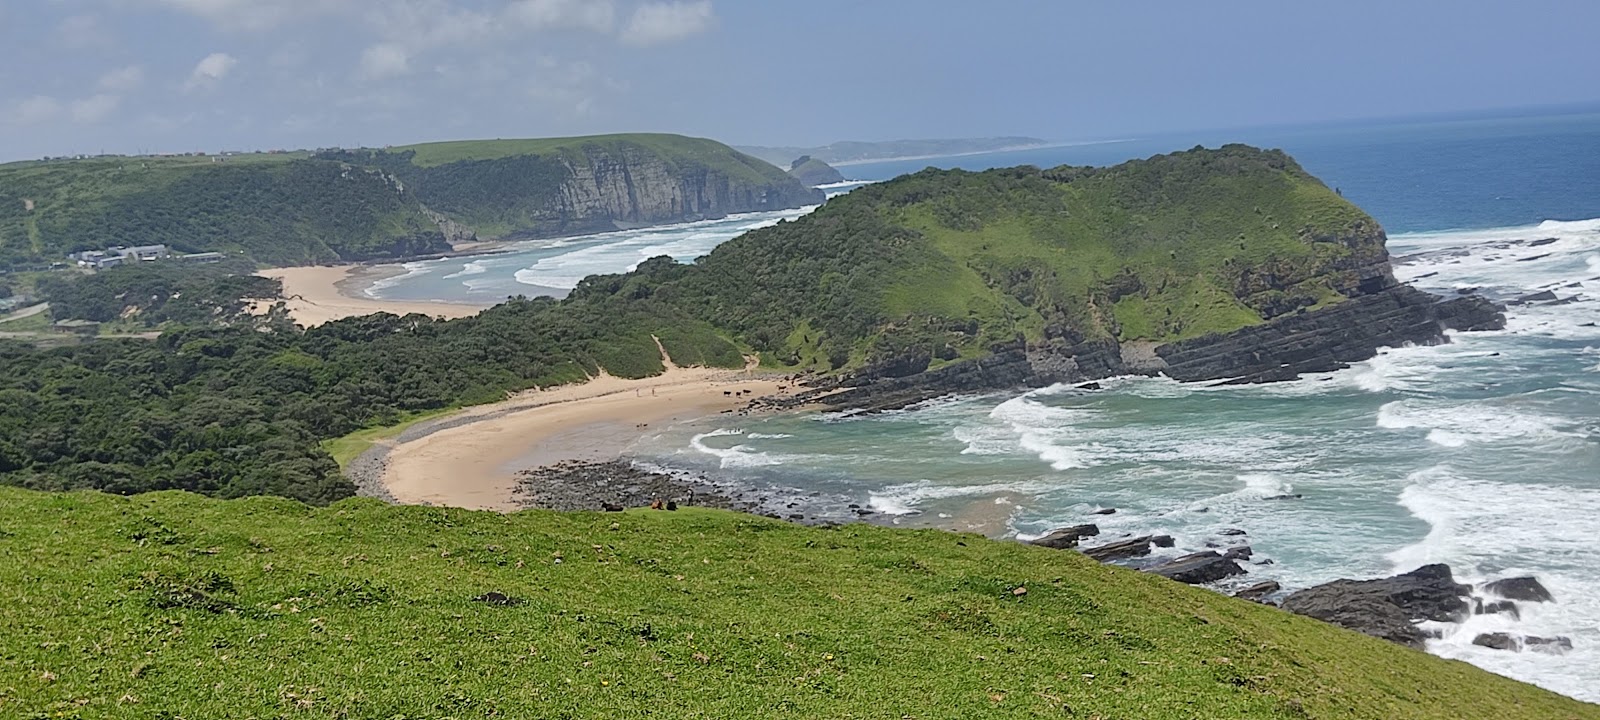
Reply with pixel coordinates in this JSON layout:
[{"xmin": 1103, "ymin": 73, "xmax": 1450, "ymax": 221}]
[{"xmin": 1280, "ymin": 564, "xmax": 1470, "ymax": 649}]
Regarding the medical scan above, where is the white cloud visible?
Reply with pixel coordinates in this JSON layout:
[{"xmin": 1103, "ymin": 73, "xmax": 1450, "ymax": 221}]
[
  {"xmin": 506, "ymin": 0, "xmax": 614, "ymax": 33},
  {"xmin": 185, "ymin": 52, "xmax": 239, "ymax": 91},
  {"xmin": 57, "ymin": 14, "xmax": 112, "ymax": 49},
  {"xmin": 71, "ymin": 94, "xmax": 121, "ymax": 124},
  {"xmin": 621, "ymin": 0, "xmax": 714, "ymax": 46},
  {"xmin": 98, "ymin": 65, "xmax": 146, "ymax": 93},
  {"xmin": 359, "ymin": 44, "xmax": 412, "ymax": 80},
  {"xmin": 6, "ymin": 96, "xmax": 63, "ymax": 126},
  {"xmin": 152, "ymin": 0, "xmax": 348, "ymax": 32}
]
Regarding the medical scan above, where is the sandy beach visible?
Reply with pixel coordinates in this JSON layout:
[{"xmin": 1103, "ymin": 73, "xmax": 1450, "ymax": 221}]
[
  {"xmin": 375, "ymin": 360, "xmax": 788, "ymax": 511},
  {"xmin": 258, "ymin": 265, "xmax": 489, "ymax": 327}
]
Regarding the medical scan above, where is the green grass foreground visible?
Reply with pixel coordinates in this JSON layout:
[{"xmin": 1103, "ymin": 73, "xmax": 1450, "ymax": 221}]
[{"xmin": 0, "ymin": 488, "xmax": 1593, "ymax": 719}]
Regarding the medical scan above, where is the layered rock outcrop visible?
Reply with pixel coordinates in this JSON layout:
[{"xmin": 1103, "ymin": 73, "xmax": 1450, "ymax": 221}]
[
  {"xmin": 542, "ymin": 146, "xmax": 824, "ymax": 237},
  {"xmin": 784, "ymin": 284, "xmax": 1506, "ymax": 413}
]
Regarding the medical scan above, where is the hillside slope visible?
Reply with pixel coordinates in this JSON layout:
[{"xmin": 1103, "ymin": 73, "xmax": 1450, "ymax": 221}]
[
  {"xmin": 0, "ymin": 145, "xmax": 1498, "ymax": 503},
  {"xmin": 0, "ymin": 134, "xmax": 822, "ymax": 268},
  {"xmin": 0, "ymin": 155, "xmax": 450, "ymax": 267},
  {"xmin": 319, "ymin": 133, "xmax": 824, "ymax": 240},
  {"xmin": 578, "ymin": 145, "xmax": 1399, "ymax": 369},
  {"xmin": 0, "ymin": 487, "xmax": 1593, "ymax": 718},
  {"xmin": 788, "ymin": 155, "xmax": 847, "ymax": 186}
]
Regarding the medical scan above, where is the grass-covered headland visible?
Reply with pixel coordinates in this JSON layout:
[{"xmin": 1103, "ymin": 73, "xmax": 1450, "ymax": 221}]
[{"xmin": 0, "ymin": 488, "xmax": 1592, "ymax": 718}]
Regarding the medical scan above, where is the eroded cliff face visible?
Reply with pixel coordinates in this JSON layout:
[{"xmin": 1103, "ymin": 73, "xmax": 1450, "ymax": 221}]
[{"xmin": 523, "ymin": 146, "xmax": 823, "ymax": 238}]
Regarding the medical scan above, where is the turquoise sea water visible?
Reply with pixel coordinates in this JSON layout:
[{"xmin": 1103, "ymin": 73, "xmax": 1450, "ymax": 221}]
[{"xmin": 372, "ymin": 109, "xmax": 1600, "ymax": 699}]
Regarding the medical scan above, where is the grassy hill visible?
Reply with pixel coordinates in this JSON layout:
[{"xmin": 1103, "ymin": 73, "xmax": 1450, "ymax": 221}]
[
  {"xmin": 0, "ymin": 134, "xmax": 819, "ymax": 269},
  {"xmin": 0, "ymin": 154, "xmax": 448, "ymax": 268},
  {"xmin": 326, "ymin": 134, "xmax": 821, "ymax": 240},
  {"xmin": 0, "ymin": 486, "xmax": 1592, "ymax": 718},
  {"xmin": 573, "ymin": 144, "xmax": 1388, "ymax": 371}
]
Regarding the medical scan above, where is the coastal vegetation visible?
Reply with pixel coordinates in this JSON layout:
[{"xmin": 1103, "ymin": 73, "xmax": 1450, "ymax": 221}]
[
  {"xmin": 0, "ymin": 134, "xmax": 819, "ymax": 269},
  {"xmin": 0, "ymin": 145, "xmax": 1388, "ymax": 503},
  {"xmin": 37, "ymin": 261, "xmax": 279, "ymax": 327},
  {"xmin": 0, "ymin": 487, "xmax": 1592, "ymax": 718},
  {"xmin": 0, "ymin": 155, "xmax": 448, "ymax": 267}
]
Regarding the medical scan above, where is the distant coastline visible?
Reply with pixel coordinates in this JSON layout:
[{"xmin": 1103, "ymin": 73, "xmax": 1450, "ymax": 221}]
[{"xmin": 828, "ymin": 139, "xmax": 1136, "ymax": 167}]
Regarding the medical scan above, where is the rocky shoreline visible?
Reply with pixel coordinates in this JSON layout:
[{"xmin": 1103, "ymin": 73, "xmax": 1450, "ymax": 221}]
[
  {"xmin": 506, "ymin": 459, "xmax": 1574, "ymax": 658},
  {"xmin": 1025, "ymin": 512, "xmax": 1572, "ymax": 656},
  {"xmin": 771, "ymin": 284, "xmax": 1508, "ymax": 414}
]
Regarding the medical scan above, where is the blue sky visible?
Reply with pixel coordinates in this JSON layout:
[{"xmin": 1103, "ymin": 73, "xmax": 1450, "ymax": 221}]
[{"xmin": 2, "ymin": 1, "xmax": 1597, "ymax": 161}]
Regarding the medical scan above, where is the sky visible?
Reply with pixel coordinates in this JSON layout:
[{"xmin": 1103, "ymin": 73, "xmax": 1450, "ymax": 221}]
[{"xmin": 2, "ymin": 0, "xmax": 1598, "ymax": 161}]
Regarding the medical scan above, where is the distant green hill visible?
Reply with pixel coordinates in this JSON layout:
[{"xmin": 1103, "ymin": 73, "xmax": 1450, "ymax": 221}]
[
  {"xmin": 738, "ymin": 136, "xmax": 1051, "ymax": 166},
  {"xmin": 788, "ymin": 155, "xmax": 847, "ymax": 186},
  {"xmin": 0, "ymin": 134, "xmax": 821, "ymax": 269},
  {"xmin": 0, "ymin": 154, "xmax": 448, "ymax": 267},
  {"xmin": 319, "ymin": 133, "xmax": 822, "ymax": 240},
  {"xmin": 577, "ymin": 144, "xmax": 1388, "ymax": 370}
]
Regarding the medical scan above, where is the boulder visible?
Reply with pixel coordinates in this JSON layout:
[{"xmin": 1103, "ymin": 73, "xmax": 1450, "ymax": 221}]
[
  {"xmin": 1223, "ymin": 546, "xmax": 1253, "ymax": 561},
  {"xmin": 1218, "ymin": 528, "xmax": 1247, "ymax": 536},
  {"xmin": 1281, "ymin": 564, "xmax": 1470, "ymax": 649},
  {"xmin": 1144, "ymin": 551, "xmax": 1247, "ymax": 585},
  {"xmin": 1091, "ymin": 507, "xmax": 1117, "ymax": 516},
  {"xmin": 1081, "ymin": 536, "xmax": 1152, "ymax": 562},
  {"xmin": 1525, "ymin": 636, "xmax": 1574, "ymax": 654},
  {"xmin": 1151, "ymin": 535, "xmax": 1175, "ymax": 548},
  {"xmin": 1473, "ymin": 598, "xmax": 1520, "ymax": 620},
  {"xmin": 1483, "ymin": 577, "xmax": 1554, "ymax": 603},
  {"xmin": 1473, "ymin": 632, "xmax": 1518, "ymax": 651},
  {"xmin": 1234, "ymin": 581, "xmax": 1281, "ymax": 602},
  {"xmin": 1029, "ymin": 524, "xmax": 1100, "ymax": 550}
]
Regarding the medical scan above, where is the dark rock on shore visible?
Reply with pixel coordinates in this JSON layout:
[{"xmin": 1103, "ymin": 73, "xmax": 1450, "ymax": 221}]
[
  {"xmin": 1144, "ymin": 552, "xmax": 1247, "ymax": 585},
  {"xmin": 515, "ymin": 461, "xmax": 759, "ymax": 514},
  {"xmin": 1235, "ymin": 581, "xmax": 1281, "ymax": 602},
  {"xmin": 1472, "ymin": 633, "xmax": 1574, "ymax": 654},
  {"xmin": 781, "ymin": 285, "xmax": 1506, "ymax": 415},
  {"xmin": 1030, "ymin": 524, "xmax": 1100, "ymax": 549},
  {"xmin": 1223, "ymin": 546, "xmax": 1253, "ymax": 561},
  {"xmin": 1082, "ymin": 536, "xmax": 1153, "ymax": 562},
  {"xmin": 1091, "ymin": 507, "xmax": 1117, "ymax": 516},
  {"xmin": 1158, "ymin": 287, "xmax": 1505, "ymax": 384},
  {"xmin": 1219, "ymin": 528, "xmax": 1247, "ymax": 536},
  {"xmin": 1483, "ymin": 577, "xmax": 1555, "ymax": 603},
  {"xmin": 1474, "ymin": 598, "xmax": 1521, "ymax": 620},
  {"xmin": 1525, "ymin": 636, "xmax": 1574, "ymax": 654},
  {"xmin": 1280, "ymin": 564, "xmax": 1471, "ymax": 649},
  {"xmin": 1473, "ymin": 632, "xmax": 1518, "ymax": 651},
  {"xmin": 1152, "ymin": 535, "xmax": 1175, "ymax": 548}
]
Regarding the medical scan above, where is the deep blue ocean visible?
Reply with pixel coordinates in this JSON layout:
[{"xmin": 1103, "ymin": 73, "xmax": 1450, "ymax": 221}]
[{"xmin": 369, "ymin": 108, "xmax": 1600, "ymax": 700}]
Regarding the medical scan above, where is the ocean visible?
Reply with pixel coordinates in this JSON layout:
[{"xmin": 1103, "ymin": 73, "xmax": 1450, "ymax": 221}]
[{"xmin": 368, "ymin": 108, "xmax": 1600, "ymax": 700}]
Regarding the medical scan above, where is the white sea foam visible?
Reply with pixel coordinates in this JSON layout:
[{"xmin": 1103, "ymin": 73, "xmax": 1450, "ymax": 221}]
[
  {"xmin": 1376, "ymin": 400, "xmax": 1578, "ymax": 447},
  {"xmin": 1389, "ymin": 468, "xmax": 1600, "ymax": 701},
  {"xmin": 745, "ymin": 433, "xmax": 794, "ymax": 440},
  {"xmin": 442, "ymin": 260, "xmax": 487, "ymax": 279},
  {"xmin": 867, "ymin": 478, "xmax": 1051, "ymax": 516},
  {"xmin": 362, "ymin": 261, "xmax": 431, "ymax": 298},
  {"xmin": 689, "ymin": 429, "xmax": 810, "ymax": 469}
]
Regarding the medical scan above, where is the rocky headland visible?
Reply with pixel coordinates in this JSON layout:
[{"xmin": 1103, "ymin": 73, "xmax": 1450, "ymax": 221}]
[{"xmin": 787, "ymin": 155, "xmax": 847, "ymax": 186}]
